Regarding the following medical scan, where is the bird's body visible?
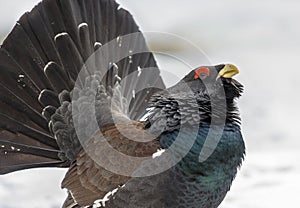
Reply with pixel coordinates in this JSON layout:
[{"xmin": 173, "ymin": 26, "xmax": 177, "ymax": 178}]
[
  {"xmin": 0, "ymin": 0, "xmax": 245, "ymax": 207},
  {"xmin": 105, "ymin": 124, "xmax": 244, "ymax": 208}
]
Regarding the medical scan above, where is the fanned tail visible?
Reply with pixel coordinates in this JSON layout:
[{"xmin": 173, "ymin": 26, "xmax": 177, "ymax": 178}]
[{"xmin": 0, "ymin": 0, "xmax": 165, "ymax": 175}]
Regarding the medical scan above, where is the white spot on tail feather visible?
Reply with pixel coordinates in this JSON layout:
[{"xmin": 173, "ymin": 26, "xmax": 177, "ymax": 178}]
[
  {"xmin": 54, "ymin": 32, "xmax": 69, "ymax": 41},
  {"xmin": 78, "ymin": 22, "xmax": 88, "ymax": 29}
]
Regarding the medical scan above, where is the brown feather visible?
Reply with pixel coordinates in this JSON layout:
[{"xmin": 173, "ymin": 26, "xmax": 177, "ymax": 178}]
[{"xmin": 61, "ymin": 121, "xmax": 160, "ymax": 206}]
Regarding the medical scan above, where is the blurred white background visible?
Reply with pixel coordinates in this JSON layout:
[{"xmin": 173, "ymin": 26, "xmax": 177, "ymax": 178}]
[{"xmin": 1, "ymin": 0, "xmax": 300, "ymax": 207}]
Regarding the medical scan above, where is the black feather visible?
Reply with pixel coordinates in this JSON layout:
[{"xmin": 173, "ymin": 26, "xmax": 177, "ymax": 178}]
[{"xmin": 0, "ymin": 0, "xmax": 165, "ymax": 177}]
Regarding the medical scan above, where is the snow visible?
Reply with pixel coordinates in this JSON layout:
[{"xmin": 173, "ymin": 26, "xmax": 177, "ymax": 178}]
[{"xmin": 1, "ymin": 0, "xmax": 300, "ymax": 207}]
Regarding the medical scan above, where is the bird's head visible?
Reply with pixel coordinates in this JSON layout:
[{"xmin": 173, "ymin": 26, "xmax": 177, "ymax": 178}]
[
  {"xmin": 146, "ymin": 63, "xmax": 243, "ymax": 133},
  {"xmin": 176, "ymin": 63, "xmax": 244, "ymax": 124},
  {"xmin": 182, "ymin": 64, "xmax": 243, "ymax": 102}
]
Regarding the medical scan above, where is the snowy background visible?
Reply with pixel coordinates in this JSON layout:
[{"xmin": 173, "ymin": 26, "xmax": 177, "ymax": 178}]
[{"xmin": 1, "ymin": 0, "xmax": 300, "ymax": 207}]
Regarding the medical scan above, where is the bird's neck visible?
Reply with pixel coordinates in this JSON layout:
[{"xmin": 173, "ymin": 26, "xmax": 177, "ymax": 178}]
[{"xmin": 145, "ymin": 94, "xmax": 241, "ymax": 135}]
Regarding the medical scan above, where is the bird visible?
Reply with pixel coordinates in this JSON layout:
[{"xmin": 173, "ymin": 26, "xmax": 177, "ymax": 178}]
[{"xmin": 0, "ymin": 0, "xmax": 245, "ymax": 208}]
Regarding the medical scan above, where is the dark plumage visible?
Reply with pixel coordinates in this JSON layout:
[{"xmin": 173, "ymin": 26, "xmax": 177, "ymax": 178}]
[{"xmin": 0, "ymin": 0, "xmax": 245, "ymax": 207}]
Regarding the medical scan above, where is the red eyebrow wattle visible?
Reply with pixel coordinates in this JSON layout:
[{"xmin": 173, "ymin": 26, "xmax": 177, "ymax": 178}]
[{"xmin": 194, "ymin": 67, "xmax": 210, "ymax": 79}]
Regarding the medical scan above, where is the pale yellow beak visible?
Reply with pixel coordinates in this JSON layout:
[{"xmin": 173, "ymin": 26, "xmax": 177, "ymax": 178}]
[{"xmin": 218, "ymin": 64, "xmax": 239, "ymax": 78}]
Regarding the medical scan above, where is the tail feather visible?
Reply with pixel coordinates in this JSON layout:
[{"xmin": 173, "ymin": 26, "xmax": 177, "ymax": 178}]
[
  {"xmin": 0, "ymin": 140, "xmax": 60, "ymax": 160},
  {"xmin": 0, "ymin": 49, "xmax": 43, "ymax": 111},
  {"xmin": 3, "ymin": 25, "xmax": 53, "ymax": 91},
  {"xmin": 0, "ymin": 137, "xmax": 65, "ymax": 175},
  {"xmin": 54, "ymin": 32, "xmax": 86, "ymax": 85},
  {"xmin": 38, "ymin": 89, "xmax": 60, "ymax": 107},
  {"xmin": 78, "ymin": 23, "xmax": 93, "ymax": 61},
  {"xmin": 0, "ymin": 0, "xmax": 166, "ymax": 175},
  {"xmin": 44, "ymin": 62, "xmax": 73, "ymax": 92},
  {"xmin": 0, "ymin": 84, "xmax": 48, "ymax": 131},
  {"xmin": 0, "ymin": 114, "xmax": 57, "ymax": 149}
]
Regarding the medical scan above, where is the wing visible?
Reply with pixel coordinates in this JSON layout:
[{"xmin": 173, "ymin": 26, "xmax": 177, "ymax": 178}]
[{"xmin": 61, "ymin": 122, "xmax": 161, "ymax": 207}]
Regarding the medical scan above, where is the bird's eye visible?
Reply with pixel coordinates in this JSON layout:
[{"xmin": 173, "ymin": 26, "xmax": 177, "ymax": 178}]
[
  {"xmin": 194, "ymin": 67, "xmax": 210, "ymax": 80},
  {"xmin": 199, "ymin": 73, "xmax": 209, "ymax": 79}
]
